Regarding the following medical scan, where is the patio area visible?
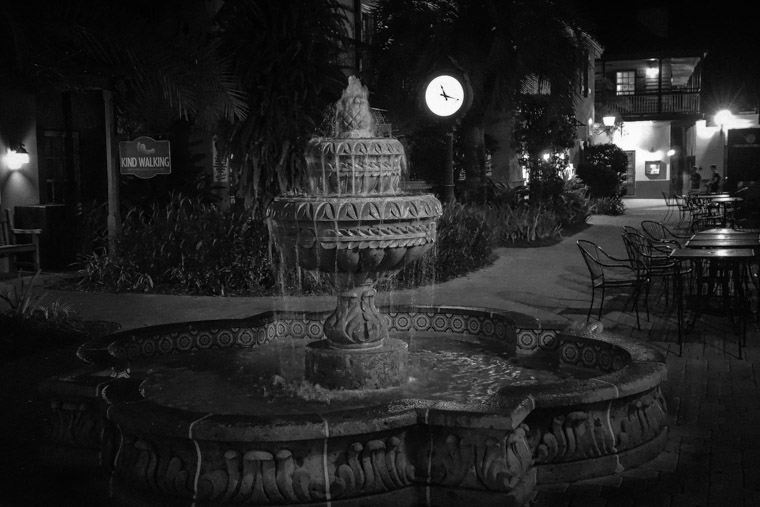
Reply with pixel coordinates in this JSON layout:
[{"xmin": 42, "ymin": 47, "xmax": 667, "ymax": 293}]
[{"xmin": 2, "ymin": 198, "xmax": 760, "ymax": 506}]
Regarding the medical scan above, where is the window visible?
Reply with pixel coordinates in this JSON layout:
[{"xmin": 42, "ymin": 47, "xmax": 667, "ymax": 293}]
[{"xmin": 616, "ymin": 71, "xmax": 635, "ymax": 95}]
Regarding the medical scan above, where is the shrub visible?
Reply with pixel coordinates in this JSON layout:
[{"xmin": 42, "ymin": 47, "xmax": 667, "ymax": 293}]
[
  {"xmin": 576, "ymin": 143, "xmax": 628, "ymax": 197},
  {"xmin": 73, "ymin": 183, "xmax": 591, "ymax": 295},
  {"xmin": 76, "ymin": 195, "xmax": 276, "ymax": 295},
  {"xmin": 576, "ymin": 163, "xmax": 620, "ymax": 197},
  {"xmin": 590, "ymin": 195, "xmax": 626, "ymax": 215}
]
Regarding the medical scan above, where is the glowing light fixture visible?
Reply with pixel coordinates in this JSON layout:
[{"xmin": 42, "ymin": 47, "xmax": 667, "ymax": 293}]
[
  {"xmin": 602, "ymin": 115, "xmax": 616, "ymax": 127},
  {"xmin": 646, "ymin": 66, "xmax": 659, "ymax": 78},
  {"xmin": 715, "ymin": 109, "xmax": 734, "ymax": 127},
  {"xmin": 667, "ymin": 148, "xmax": 676, "ymax": 157},
  {"xmin": 3, "ymin": 146, "xmax": 29, "ymax": 170}
]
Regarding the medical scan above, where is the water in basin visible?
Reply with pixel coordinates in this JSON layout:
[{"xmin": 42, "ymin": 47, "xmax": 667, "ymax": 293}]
[{"xmin": 136, "ymin": 335, "xmax": 596, "ymax": 416}]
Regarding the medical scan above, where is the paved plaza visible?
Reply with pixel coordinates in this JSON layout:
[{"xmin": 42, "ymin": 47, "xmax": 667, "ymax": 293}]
[{"xmin": 2, "ymin": 198, "xmax": 759, "ymax": 506}]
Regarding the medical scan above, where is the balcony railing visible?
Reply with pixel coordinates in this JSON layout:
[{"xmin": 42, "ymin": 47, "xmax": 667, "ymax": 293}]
[{"xmin": 597, "ymin": 91, "xmax": 701, "ymax": 118}]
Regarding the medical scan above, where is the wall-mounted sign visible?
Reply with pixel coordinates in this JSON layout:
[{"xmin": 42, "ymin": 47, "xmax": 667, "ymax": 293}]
[
  {"xmin": 645, "ymin": 160, "xmax": 664, "ymax": 179},
  {"xmin": 119, "ymin": 136, "xmax": 171, "ymax": 178}
]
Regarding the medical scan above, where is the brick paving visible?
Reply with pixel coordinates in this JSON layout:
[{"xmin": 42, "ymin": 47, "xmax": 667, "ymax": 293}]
[{"xmin": 532, "ymin": 203, "xmax": 760, "ymax": 507}]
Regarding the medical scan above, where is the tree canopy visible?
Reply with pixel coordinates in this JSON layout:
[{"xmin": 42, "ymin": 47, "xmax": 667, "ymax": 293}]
[{"xmin": 370, "ymin": 0, "xmax": 593, "ymax": 198}]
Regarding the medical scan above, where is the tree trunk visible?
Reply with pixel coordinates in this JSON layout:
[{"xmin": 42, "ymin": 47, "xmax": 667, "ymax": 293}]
[{"xmin": 461, "ymin": 116, "xmax": 486, "ymax": 201}]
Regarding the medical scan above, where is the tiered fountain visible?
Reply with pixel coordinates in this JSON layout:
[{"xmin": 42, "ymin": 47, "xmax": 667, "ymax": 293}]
[
  {"xmin": 267, "ymin": 76, "xmax": 441, "ymax": 390},
  {"xmin": 39, "ymin": 78, "xmax": 669, "ymax": 507}
]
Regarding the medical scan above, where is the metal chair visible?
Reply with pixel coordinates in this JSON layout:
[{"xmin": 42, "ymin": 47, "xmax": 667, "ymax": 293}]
[
  {"xmin": 674, "ymin": 195, "xmax": 690, "ymax": 226},
  {"xmin": 686, "ymin": 195, "xmax": 723, "ymax": 232},
  {"xmin": 641, "ymin": 220, "xmax": 690, "ymax": 248},
  {"xmin": 623, "ymin": 225, "xmax": 676, "ymax": 259},
  {"xmin": 622, "ymin": 231, "xmax": 683, "ymax": 305},
  {"xmin": 577, "ymin": 239, "xmax": 647, "ymax": 329},
  {"xmin": 662, "ymin": 192, "xmax": 678, "ymax": 223}
]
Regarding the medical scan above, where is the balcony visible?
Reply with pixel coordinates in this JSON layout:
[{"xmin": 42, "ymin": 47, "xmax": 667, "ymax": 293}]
[{"xmin": 596, "ymin": 90, "xmax": 702, "ymax": 121}]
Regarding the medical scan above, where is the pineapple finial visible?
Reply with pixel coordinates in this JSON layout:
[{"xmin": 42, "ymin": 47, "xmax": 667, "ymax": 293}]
[{"xmin": 334, "ymin": 76, "xmax": 375, "ymax": 138}]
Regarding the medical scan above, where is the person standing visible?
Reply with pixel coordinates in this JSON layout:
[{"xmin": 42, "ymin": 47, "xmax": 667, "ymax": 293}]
[
  {"xmin": 708, "ymin": 164, "xmax": 721, "ymax": 193},
  {"xmin": 689, "ymin": 166, "xmax": 702, "ymax": 194}
]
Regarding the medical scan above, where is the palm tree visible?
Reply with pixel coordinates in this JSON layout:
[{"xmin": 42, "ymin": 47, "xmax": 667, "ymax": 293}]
[
  {"xmin": 1, "ymin": 0, "xmax": 247, "ymax": 130},
  {"xmin": 370, "ymin": 0, "xmax": 592, "ymax": 199},
  {"xmin": 214, "ymin": 0, "xmax": 350, "ymax": 208}
]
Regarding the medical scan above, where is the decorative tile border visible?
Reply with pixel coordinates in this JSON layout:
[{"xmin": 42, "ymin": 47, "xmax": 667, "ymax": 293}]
[{"xmin": 104, "ymin": 309, "xmax": 627, "ymax": 375}]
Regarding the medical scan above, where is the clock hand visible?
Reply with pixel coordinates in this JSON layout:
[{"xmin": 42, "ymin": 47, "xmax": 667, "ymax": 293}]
[{"xmin": 440, "ymin": 85, "xmax": 451, "ymax": 100}]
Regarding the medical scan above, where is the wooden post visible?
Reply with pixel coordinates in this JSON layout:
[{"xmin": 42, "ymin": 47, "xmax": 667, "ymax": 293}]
[{"xmin": 103, "ymin": 90, "xmax": 120, "ymax": 256}]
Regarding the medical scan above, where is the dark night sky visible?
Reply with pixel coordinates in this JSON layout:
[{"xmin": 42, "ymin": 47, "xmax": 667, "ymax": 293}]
[{"xmin": 571, "ymin": 0, "xmax": 760, "ymax": 114}]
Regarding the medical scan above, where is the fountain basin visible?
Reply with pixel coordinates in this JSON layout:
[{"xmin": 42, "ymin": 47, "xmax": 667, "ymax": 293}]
[{"xmin": 39, "ymin": 306, "xmax": 668, "ymax": 506}]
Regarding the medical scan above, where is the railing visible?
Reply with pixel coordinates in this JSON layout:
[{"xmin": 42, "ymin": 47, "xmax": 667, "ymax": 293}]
[{"xmin": 597, "ymin": 91, "xmax": 701, "ymax": 117}]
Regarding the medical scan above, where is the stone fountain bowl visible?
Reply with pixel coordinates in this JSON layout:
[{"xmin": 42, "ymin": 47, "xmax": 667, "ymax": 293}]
[
  {"xmin": 267, "ymin": 194, "xmax": 442, "ymax": 283},
  {"xmin": 305, "ymin": 137, "xmax": 406, "ymax": 196},
  {"xmin": 39, "ymin": 306, "xmax": 669, "ymax": 507}
]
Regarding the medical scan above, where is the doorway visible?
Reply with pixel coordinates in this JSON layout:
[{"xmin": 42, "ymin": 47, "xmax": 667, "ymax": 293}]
[{"xmin": 624, "ymin": 150, "xmax": 636, "ymax": 196}]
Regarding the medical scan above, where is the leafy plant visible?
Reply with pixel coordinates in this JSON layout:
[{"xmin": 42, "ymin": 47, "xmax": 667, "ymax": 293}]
[
  {"xmin": 215, "ymin": 0, "xmax": 349, "ymax": 206},
  {"xmin": 0, "ymin": 271, "xmax": 47, "ymax": 320},
  {"xmin": 1, "ymin": 271, "xmax": 84, "ymax": 357}
]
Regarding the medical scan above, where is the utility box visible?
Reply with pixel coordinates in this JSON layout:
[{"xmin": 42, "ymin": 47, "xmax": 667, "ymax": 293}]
[{"xmin": 726, "ymin": 128, "xmax": 760, "ymax": 190}]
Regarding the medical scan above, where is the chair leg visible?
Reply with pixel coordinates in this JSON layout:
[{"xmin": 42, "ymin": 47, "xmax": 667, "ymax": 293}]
[
  {"xmin": 632, "ymin": 287, "xmax": 642, "ymax": 329},
  {"xmin": 598, "ymin": 286, "xmax": 605, "ymax": 320},
  {"xmin": 587, "ymin": 287, "xmax": 595, "ymax": 322}
]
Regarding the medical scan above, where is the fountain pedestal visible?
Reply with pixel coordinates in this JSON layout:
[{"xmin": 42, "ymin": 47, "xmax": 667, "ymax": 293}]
[
  {"xmin": 323, "ymin": 283, "xmax": 388, "ymax": 347},
  {"xmin": 306, "ymin": 283, "xmax": 409, "ymax": 389},
  {"xmin": 305, "ymin": 337, "xmax": 409, "ymax": 390}
]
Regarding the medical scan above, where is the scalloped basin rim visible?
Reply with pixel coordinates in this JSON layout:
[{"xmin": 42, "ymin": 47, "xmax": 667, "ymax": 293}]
[
  {"xmin": 103, "ymin": 387, "xmax": 538, "ymax": 442},
  {"xmin": 76, "ymin": 305, "xmax": 666, "ymax": 442}
]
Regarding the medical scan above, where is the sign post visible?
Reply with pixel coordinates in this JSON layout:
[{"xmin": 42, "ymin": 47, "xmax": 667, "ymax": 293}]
[{"xmin": 103, "ymin": 90, "xmax": 120, "ymax": 257}]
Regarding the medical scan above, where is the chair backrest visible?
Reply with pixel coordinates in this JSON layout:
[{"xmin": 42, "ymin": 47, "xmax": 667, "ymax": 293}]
[
  {"xmin": 621, "ymin": 232, "xmax": 652, "ymax": 274},
  {"xmin": 577, "ymin": 239, "xmax": 603, "ymax": 283},
  {"xmin": 641, "ymin": 220, "xmax": 685, "ymax": 245},
  {"xmin": 641, "ymin": 220, "xmax": 666, "ymax": 242},
  {"xmin": 1, "ymin": 209, "xmax": 15, "ymax": 246}
]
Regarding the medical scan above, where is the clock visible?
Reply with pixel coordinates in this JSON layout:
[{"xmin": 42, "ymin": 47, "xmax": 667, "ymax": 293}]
[{"xmin": 424, "ymin": 74, "xmax": 466, "ymax": 118}]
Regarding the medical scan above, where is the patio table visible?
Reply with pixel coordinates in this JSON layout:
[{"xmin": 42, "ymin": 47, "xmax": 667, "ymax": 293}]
[{"xmin": 671, "ymin": 248, "xmax": 755, "ymax": 358}]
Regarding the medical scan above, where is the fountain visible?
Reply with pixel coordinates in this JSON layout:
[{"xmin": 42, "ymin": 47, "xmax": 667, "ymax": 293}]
[
  {"xmin": 38, "ymin": 78, "xmax": 669, "ymax": 506},
  {"xmin": 266, "ymin": 76, "xmax": 441, "ymax": 390}
]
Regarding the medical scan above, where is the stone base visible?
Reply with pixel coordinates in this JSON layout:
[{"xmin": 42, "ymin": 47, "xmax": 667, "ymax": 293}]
[{"xmin": 305, "ymin": 338, "xmax": 409, "ymax": 390}]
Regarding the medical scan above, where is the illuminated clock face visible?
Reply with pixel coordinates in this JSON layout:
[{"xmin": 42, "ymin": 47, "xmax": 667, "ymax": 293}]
[{"xmin": 424, "ymin": 75, "xmax": 465, "ymax": 117}]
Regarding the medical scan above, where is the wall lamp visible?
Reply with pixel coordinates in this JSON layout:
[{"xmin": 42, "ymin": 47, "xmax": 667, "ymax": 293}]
[{"xmin": 3, "ymin": 144, "xmax": 30, "ymax": 170}]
